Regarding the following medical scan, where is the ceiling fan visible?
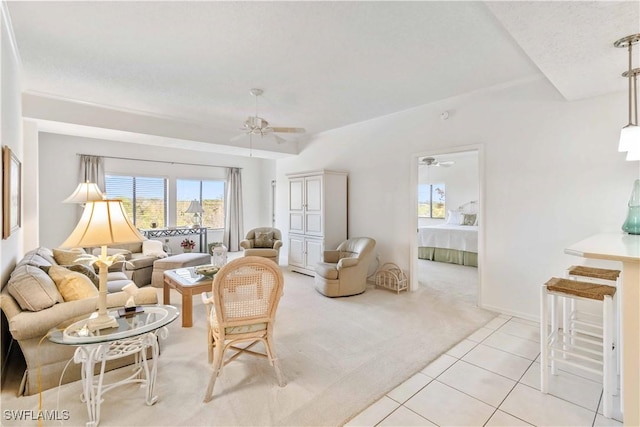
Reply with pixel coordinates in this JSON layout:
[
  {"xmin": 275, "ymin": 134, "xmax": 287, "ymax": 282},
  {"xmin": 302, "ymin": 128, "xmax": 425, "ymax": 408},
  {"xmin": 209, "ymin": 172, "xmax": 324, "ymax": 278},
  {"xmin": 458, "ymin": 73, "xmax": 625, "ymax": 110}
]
[
  {"xmin": 420, "ymin": 157, "xmax": 455, "ymax": 167},
  {"xmin": 231, "ymin": 88, "xmax": 306, "ymax": 144}
]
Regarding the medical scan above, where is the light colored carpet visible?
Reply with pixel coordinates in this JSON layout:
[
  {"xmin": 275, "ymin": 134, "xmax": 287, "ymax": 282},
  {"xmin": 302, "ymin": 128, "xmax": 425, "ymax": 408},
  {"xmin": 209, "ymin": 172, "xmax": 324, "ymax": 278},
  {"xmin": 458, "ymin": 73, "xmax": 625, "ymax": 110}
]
[{"xmin": 1, "ymin": 264, "xmax": 496, "ymax": 426}]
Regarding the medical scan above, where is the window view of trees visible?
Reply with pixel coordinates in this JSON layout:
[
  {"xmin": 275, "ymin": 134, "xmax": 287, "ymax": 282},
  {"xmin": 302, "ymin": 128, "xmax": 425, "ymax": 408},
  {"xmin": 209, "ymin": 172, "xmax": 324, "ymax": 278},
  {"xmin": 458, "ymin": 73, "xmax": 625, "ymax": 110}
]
[
  {"xmin": 176, "ymin": 179, "xmax": 225, "ymax": 229},
  {"xmin": 105, "ymin": 175, "xmax": 167, "ymax": 228},
  {"xmin": 418, "ymin": 183, "xmax": 445, "ymax": 218}
]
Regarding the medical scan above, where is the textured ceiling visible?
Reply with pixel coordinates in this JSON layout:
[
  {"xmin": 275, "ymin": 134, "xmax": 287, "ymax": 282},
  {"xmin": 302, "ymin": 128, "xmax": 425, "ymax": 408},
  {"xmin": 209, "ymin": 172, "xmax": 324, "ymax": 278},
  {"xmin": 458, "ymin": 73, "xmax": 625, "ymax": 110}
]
[{"xmin": 6, "ymin": 1, "xmax": 638, "ymax": 152}]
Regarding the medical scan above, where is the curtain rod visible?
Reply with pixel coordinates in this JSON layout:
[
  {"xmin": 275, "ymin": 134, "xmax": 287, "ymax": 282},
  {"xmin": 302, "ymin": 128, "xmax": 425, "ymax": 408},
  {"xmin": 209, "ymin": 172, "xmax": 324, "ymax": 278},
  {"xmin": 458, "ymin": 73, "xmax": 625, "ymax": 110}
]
[{"xmin": 76, "ymin": 153, "xmax": 241, "ymax": 169}]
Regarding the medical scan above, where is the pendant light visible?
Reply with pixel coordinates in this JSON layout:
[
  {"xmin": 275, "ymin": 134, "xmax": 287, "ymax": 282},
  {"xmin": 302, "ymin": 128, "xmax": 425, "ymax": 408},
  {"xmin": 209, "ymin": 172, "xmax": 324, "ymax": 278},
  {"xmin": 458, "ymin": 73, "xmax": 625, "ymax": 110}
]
[{"xmin": 614, "ymin": 34, "xmax": 640, "ymax": 159}]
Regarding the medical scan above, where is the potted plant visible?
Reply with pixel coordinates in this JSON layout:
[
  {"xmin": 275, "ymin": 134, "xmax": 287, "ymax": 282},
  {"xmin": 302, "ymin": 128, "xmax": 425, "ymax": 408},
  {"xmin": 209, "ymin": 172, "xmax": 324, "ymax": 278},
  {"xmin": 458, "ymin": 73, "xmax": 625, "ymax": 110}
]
[{"xmin": 180, "ymin": 238, "xmax": 196, "ymax": 253}]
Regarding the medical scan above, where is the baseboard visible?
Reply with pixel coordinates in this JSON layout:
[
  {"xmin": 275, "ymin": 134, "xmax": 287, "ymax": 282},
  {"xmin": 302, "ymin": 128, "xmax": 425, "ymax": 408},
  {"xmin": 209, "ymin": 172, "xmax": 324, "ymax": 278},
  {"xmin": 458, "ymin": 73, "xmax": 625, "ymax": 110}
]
[{"xmin": 479, "ymin": 303, "xmax": 538, "ymax": 323}]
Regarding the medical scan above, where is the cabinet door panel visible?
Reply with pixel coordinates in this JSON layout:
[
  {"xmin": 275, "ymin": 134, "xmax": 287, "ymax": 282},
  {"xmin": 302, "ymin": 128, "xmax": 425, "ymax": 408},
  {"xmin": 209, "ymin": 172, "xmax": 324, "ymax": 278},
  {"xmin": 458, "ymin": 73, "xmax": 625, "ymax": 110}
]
[
  {"xmin": 305, "ymin": 239, "xmax": 323, "ymax": 271},
  {"xmin": 288, "ymin": 236, "xmax": 305, "ymax": 267},
  {"xmin": 305, "ymin": 176, "xmax": 322, "ymax": 212},
  {"xmin": 289, "ymin": 179, "xmax": 304, "ymax": 211},
  {"xmin": 289, "ymin": 213, "xmax": 304, "ymax": 234}
]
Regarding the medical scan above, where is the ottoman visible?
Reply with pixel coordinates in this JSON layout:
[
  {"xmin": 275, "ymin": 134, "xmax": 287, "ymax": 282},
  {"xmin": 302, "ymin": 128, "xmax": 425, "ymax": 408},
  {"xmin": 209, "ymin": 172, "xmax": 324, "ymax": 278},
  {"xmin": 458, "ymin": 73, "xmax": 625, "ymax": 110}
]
[{"xmin": 151, "ymin": 253, "xmax": 211, "ymax": 288}]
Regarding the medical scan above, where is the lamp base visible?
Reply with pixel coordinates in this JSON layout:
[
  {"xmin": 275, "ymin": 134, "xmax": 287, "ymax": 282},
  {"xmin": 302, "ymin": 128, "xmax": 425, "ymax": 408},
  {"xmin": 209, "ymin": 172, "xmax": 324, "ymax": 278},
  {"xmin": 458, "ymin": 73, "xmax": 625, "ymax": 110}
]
[{"xmin": 87, "ymin": 312, "xmax": 119, "ymax": 331}]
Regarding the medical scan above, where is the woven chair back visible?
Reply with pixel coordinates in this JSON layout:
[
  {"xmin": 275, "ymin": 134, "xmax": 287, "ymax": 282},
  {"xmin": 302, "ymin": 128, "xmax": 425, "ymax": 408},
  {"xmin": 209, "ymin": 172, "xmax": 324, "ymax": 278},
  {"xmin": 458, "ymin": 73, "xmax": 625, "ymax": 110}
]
[{"xmin": 212, "ymin": 256, "xmax": 284, "ymax": 327}]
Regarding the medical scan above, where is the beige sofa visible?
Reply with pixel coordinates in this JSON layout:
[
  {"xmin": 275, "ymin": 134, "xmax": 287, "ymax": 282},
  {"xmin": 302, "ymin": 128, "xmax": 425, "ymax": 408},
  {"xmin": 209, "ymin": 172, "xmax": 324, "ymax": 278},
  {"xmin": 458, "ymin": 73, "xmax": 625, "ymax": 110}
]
[
  {"xmin": 314, "ymin": 237, "xmax": 376, "ymax": 297},
  {"xmin": 100, "ymin": 241, "xmax": 164, "ymax": 287},
  {"xmin": 0, "ymin": 247, "xmax": 158, "ymax": 395}
]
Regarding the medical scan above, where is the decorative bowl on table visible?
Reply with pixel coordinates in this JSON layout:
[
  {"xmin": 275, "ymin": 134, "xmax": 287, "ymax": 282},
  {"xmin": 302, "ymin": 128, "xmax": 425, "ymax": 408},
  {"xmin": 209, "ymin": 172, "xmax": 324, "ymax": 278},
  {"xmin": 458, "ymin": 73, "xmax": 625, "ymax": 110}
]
[{"xmin": 195, "ymin": 265, "xmax": 220, "ymax": 278}]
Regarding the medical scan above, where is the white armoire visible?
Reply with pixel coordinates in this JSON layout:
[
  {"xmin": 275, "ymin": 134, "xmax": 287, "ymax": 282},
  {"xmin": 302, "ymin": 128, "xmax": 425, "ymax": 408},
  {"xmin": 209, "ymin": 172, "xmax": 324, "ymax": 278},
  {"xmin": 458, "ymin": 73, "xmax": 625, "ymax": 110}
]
[{"xmin": 287, "ymin": 170, "xmax": 348, "ymax": 276}]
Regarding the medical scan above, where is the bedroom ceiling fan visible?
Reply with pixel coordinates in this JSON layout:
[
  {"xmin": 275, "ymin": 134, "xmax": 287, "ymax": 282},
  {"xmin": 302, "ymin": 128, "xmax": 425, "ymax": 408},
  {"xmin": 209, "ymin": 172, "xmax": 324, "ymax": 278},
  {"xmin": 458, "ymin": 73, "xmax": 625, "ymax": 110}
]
[
  {"xmin": 231, "ymin": 88, "xmax": 306, "ymax": 144},
  {"xmin": 420, "ymin": 157, "xmax": 455, "ymax": 167}
]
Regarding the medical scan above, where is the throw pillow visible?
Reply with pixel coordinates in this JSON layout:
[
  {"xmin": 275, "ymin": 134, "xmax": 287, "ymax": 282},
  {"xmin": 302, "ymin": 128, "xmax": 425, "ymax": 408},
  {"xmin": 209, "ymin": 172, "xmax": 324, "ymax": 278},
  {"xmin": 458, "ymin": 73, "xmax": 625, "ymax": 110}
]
[
  {"xmin": 40, "ymin": 264, "xmax": 100, "ymax": 287},
  {"xmin": 53, "ymin": 248, "xmax": 91, "ymax": 266},
  {"xmin": 142, "ymin": 239, "xmax": 168, "ymax": 258},
  {"xmin": 7, "ymin": 265, "xmax": 64, "ymax": 311},
  {"xmin": 254, "ymin": 231, "xmax": 274, "ymax": 248},
  {"xmin": 48, "ymin": 265, "xmax": 99, "ymax": 301},
  {"xmin": 462, "ymin": 214, "xmax": 477, "ymax": 226}
]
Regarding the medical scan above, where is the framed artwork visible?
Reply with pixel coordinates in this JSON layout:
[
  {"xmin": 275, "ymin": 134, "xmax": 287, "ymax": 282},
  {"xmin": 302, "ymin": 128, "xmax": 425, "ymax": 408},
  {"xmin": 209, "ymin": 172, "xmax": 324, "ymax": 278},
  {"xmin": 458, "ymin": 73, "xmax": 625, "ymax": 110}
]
[{"xmin": 2, "ymin": 146, "xmax": 21, "ymax": 239}]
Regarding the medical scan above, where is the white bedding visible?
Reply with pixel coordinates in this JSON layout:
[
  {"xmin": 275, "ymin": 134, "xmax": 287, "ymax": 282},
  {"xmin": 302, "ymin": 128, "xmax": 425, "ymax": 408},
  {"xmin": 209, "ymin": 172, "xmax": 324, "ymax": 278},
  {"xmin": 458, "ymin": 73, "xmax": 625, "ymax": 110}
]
[{"xmin": 418, "ymin": 224, "xmax": 478, "ymax": 253}]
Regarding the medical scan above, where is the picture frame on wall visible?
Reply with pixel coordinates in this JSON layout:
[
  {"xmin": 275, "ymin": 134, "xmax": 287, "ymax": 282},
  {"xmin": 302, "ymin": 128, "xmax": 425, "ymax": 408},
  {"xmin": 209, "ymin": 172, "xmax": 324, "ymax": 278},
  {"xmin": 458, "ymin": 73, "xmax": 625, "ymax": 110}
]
[{"xmin": 2, "ymin": 145, "xmax": 21, "ymax": 239}]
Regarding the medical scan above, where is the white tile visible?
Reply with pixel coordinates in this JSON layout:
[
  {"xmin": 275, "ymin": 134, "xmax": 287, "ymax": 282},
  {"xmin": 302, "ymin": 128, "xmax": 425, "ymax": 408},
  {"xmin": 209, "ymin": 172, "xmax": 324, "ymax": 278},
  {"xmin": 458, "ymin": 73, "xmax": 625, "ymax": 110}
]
[
  {"xmin": 500, "ymin": 384, "xmax": 596, "ymax": 427},
  {"xmin": 520, "ymin": 361, "xmax": 602, "ymax": 411},
  {"xmin": 446, "ymin": 339, "xmax": 477, "ymax": 358},
  {"xmin": 485, "ymin": 410, "xmax": 533, "ymax": 426},
  {"xmin": 377, "ymin": 406, "xmax": 436, "ymax": 426},
  {"xmin": 484, "ymin": 316, "xmax": 510, "ymax": 330},
  {"xmin": 466, "ymin": 327, "xmax": 495, "ymax": 343},
  {"xmin": 438, "ymin": 360, "xmax": 516, "ymax": 407},
  {"xmin": 462, "ymin": 344, "xmax": 533, "ymax": 381},
  {"xmin": 509, "ymin": 316, "xmax": 539, "ymax": 328},
  {"xmin": 498, "ymin": 319, "xmax": 540, "ymax": 343},
  {"xmin": 482, "ymin": 331, "xmax": 540, "ymax": 360},
  {"xmin": 404, "ymin": 381, "xmax": 495, "ymax": 426},
  {"xmin": 345, "ymin": 396, "xmax": 399, "ymax": 427},
  {"xmin": 386, "ymin": 372, "xmax": 432, "ymax": 404},
  {"xmin": 593, "ymin": 413, "xmax": 623, "ymax": 426},
  {"xmin": 420, "ymin": 353, "xmax": 457, "ymax": 378}
]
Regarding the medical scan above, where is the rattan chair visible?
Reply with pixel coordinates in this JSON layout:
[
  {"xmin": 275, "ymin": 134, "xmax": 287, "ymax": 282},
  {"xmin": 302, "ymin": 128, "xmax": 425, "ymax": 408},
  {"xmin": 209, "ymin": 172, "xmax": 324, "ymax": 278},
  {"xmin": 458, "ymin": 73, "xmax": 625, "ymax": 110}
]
[{"xmin": 201, "ymin": 256, "xmax": 285, "ymax": 402}]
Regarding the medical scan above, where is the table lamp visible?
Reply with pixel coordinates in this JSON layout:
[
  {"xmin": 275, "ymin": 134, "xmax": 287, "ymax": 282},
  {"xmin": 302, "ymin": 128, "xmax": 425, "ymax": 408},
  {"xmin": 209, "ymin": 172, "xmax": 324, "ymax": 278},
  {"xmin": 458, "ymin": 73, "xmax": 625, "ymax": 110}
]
[
  {"xmin": 60, "ymin": 199, "xmax": 145, "ymax": 330},
  {"xmin": 185, "ymin": 199, "xmax": 204, "ymax": 227},
  {"xmin": 62, "ymin": 181, "xmax": 105, "ymax": 203}
]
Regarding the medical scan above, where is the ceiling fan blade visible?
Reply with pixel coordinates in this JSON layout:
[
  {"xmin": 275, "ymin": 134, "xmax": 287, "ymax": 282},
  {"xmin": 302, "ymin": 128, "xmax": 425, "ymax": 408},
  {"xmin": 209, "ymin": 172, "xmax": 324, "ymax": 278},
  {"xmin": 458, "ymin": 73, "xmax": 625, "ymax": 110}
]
[
  {"xmin": 230, "ymin": 132, "xmax": 248, "ymax": 142},
  {"xmin": 270, "ymin": 127, "xmax": 306, "ymax": 134},
  {"xmin": 439, "ymin": 161, "xmax": 455, "ymax": 167}
]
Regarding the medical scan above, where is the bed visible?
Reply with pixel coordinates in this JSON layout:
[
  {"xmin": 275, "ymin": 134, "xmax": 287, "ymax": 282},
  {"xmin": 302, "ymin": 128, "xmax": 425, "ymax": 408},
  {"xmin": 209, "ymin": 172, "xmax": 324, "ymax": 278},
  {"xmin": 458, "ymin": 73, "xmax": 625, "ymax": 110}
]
[{"xmin": 418, "ymin": 201, "xmax": 478, "ymax": 267}]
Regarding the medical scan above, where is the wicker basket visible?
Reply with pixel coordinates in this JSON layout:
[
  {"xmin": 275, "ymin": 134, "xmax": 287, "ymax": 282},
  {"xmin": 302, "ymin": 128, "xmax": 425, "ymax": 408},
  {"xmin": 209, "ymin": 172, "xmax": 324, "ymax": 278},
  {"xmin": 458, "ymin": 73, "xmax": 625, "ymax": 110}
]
[{"xmin": 374, "ymin": 263, "xmax": 408, "ymax": 294}]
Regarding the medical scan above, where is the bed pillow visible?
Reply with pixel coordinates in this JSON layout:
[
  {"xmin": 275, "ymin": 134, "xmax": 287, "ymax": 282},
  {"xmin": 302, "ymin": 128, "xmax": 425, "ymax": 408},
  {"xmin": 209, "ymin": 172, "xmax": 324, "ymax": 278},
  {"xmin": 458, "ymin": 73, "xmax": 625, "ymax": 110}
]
[
  {"xmin": 142, "ymin": 239, "xmax": 168, "ymax": 258},
  {"xmin": 446, "ymin": 210, "xmax": 463, "ymax": 225},
  {"xmin": 462, "ymin": 214, "xmax": 477, "ymax": 226},
  {"xmin": 48, "ymin": 265, "xmax": 99, "ymax": 301}
]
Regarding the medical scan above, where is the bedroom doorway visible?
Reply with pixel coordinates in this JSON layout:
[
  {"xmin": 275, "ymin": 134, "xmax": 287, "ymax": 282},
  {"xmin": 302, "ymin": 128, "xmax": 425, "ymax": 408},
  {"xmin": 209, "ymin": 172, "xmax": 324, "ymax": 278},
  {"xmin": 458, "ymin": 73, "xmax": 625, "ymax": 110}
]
[{"xmin": 409, "ymin": 146, "xmax": 483, "ymax": 306}]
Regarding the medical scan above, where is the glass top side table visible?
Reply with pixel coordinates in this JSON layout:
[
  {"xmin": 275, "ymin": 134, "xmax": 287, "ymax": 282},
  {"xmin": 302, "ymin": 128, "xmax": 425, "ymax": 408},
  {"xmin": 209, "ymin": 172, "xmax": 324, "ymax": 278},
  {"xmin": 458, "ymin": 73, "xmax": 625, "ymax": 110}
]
[{"xmin": 48, "ymin": 305, "xmax": 179, "ymax": 427}]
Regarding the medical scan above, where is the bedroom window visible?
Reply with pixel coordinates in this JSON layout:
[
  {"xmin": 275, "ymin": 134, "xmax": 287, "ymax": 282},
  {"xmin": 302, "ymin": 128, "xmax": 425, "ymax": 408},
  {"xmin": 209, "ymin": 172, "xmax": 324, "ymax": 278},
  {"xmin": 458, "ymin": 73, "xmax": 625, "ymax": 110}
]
[
  {"xmin": 176, "ymin": 179, "xmax": 225, "ymax": 229},
  {"xmin": 105, "ymin": 175, "xmax": 168, "ymax": 228},
  {"xmin": 418, "ymin": 183, "xmax": 445, "ymax": 219}
]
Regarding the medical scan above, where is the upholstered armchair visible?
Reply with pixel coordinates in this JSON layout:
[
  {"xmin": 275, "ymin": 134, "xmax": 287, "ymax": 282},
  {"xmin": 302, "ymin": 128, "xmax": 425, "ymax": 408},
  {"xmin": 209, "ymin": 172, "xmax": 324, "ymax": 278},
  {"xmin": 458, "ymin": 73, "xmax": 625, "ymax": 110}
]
[
  {"xmin": 239, "ymin": 227, "xmax": 283, "ymax": 264},
  {"xmin": 314, "ymin": 237, "xmax": 376, "ymax": 297}
]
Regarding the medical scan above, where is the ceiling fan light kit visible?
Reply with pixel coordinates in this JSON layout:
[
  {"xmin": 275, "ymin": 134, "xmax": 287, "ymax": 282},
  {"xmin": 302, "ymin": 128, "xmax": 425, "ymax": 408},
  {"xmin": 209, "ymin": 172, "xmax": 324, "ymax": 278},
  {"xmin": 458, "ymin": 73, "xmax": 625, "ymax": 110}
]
[
  {"xmin": 232, "ymin": 88, "xmax": 306, "ymax": 147},
  {"xmin": 614, "ymin": 34, "xmax": 640, "ymax": 160}
]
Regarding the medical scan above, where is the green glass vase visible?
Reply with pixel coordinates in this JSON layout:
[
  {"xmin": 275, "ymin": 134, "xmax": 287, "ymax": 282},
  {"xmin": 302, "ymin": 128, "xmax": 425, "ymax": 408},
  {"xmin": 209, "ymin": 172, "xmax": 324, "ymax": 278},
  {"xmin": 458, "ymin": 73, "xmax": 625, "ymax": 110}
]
[{"xmin": 622, "ymin": 179, "xmax": 640, "ymax": 235}]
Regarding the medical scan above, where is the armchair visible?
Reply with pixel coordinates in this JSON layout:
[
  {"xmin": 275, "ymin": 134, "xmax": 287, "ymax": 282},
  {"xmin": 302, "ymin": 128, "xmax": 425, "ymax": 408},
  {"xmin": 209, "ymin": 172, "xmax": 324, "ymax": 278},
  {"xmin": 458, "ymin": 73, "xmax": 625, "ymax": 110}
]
[
  {"xmin": 239, "ymin": 227, "xmax": 283, "ymax": 264},
  {"xmin": 314, "ymin": 237, "xmax": 376, "ymax": 297}
]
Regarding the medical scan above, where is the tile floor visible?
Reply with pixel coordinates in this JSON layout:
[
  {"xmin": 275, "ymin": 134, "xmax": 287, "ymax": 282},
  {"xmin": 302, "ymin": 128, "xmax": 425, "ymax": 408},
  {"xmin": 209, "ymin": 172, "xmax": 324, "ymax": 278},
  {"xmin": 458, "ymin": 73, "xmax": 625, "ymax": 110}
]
[{"xmin": 345, "ymin": 314, "xmax": 623, "ymax": 427}]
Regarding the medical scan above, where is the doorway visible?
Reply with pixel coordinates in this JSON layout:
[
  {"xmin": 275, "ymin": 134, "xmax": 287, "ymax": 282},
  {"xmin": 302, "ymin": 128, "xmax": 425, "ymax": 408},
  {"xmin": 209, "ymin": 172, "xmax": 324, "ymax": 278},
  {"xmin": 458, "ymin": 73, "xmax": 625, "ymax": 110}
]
[{"xmin": 409, "ymin": 145, "xmax": 484, "ymax": 307}]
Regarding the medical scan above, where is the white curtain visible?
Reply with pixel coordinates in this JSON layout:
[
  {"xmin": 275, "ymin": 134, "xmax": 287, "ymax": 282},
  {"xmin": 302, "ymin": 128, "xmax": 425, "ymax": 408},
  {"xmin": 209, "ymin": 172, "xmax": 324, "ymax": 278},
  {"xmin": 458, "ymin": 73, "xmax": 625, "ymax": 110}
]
[
  {"xmin": 79, "ymin": 155, "xmax": 105, "ymax": 192},
  {"xmin": 224, "ymin": 168, "xmax": 244, "ymax": 251}
]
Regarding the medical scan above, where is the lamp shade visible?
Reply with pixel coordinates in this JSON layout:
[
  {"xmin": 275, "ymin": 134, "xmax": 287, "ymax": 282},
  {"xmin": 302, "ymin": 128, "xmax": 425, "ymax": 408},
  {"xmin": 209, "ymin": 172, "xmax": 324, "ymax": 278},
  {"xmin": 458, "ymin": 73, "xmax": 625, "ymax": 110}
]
[
  {"xmin": 626, "ymin": 143, "xmax": 640, "ymax": 161},
  {"xmin": 60, "ymin": 199, "xmax": 145, "ymax": 248},
  {"xmin": 185, "ymin": 200, "xmax": 204, "ymax": 214},
  {"xmin": 62, "ymin": 181, "xmax": 105, "ymax": 203},
  {"xmin": 619, "ymin": 124, "xmax": 640, "ymax": 152}
]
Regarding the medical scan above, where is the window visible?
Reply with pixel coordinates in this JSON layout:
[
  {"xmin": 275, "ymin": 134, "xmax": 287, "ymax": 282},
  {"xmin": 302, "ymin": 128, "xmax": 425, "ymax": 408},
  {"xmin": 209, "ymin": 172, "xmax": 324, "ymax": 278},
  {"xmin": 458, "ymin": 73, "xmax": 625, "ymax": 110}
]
[
  {"xmin": 418, "ymin": 183, "xmax": 446, "ymax": 219},
  {"xmin": 176, "ymin": 179, "xmax": 225, "ymax": 229},
  {"xmin": 105, "ymin": 175, "xmax": 167, "ymax": 228}
]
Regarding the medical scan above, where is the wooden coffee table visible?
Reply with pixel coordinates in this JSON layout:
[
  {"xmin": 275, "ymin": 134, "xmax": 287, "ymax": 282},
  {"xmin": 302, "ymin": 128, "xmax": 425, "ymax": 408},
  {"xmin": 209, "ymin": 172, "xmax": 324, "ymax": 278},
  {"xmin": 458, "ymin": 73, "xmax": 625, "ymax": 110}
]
[{"xmin": 163, "ymin": 267, "xmax": 212, "ymax": 327}]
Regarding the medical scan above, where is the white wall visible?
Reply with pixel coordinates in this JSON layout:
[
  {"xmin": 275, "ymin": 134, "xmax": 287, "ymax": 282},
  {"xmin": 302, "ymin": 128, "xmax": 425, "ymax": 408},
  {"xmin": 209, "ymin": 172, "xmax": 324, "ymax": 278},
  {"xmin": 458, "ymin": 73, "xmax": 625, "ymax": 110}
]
[
  {"xmin": 276, "ymin": 77, "xmax": 639, "ymax": 320},
  {"xmin": 0, "ymin": 6, "xmax": 23, "ymax": 285},
  {"xmin": 38, "ymin": 133, "xmax": 275, "ymax": 251}
]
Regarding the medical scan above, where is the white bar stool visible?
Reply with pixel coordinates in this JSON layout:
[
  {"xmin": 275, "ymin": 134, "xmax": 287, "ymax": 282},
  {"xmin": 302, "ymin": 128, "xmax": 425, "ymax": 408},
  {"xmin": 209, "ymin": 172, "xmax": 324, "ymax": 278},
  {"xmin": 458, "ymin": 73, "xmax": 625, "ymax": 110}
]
[
  {"xmin": 540, "ymin": 277, "xmax": 618, "ymax": 418},
  {"xmin": 563, "ymin": 266, "xmax": 621, "ymax": 348}
]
